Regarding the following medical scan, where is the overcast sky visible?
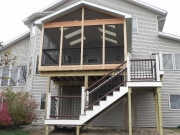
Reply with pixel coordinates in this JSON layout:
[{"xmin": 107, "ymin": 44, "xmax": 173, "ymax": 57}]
[{"xmin": 0, "ymin": 0, "xmax": 180, "ymax": 43}]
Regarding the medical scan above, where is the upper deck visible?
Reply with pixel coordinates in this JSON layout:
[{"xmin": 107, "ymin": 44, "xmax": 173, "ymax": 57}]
[{"xmin": 38, "ymin": 7, "xmax": 130, "ymax": 72}]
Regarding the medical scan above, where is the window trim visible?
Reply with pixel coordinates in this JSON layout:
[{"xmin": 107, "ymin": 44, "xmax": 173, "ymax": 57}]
[
  {"xmin": 0, "ymin": 64, "xmax": 27, "ymax": 87},
  {"xmin": 169, "ymin": 94, "xmax": 180, "ymax": 110},
  {"xmin": 39, "ymin": 93, "xmax": 46, "ymax": 110},
  {"xmin": 132, "ymin": 17, "xmax": 138, "ymax": 34},
  {"xmin": 163, "ymin": 53, "xmax": 180, "ymax": 71}
]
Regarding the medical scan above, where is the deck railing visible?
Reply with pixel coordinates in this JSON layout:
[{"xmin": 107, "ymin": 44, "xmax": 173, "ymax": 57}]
[
  {"xmin": 47, "ymin": 94, "xmax": 81, "ymax": 119},
  {"xmin": 130, "ymin": 59, "xmax": 156, "ymax": 80}
]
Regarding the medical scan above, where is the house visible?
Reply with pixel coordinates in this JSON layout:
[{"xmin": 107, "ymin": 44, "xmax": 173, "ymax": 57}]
[{"xmin": 0, "ymin": 0, "xmax": 180, "ymax": 135}]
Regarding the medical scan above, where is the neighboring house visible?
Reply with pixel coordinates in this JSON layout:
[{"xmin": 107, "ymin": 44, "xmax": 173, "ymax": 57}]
[{"xmin": 0, "ymin": 0, "xmax": 180, "ymax": 135}]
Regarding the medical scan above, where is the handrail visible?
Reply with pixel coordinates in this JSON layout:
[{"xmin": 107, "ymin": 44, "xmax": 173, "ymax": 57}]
[
  {"xmin": 89, "ymin": 68, "xmax": 127, "ymax": 95},
  {"xmin": 85, "ymin": 61, "xmax": 127, "ymax": 92},
  {"xmin": 130, "ymin": 59, "xmax": 155, "ymax": 61},
  {"xmin": 51, "ymin": 96, "xmax": 81, "ymax": 98}
]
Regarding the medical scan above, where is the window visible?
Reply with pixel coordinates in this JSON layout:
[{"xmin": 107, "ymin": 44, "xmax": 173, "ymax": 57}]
[
  {"xmin": 10, "ymin": 66, "xmax": 18, "ymax": 86},
  {"xmin": 35, "ymin": 55, "xmax": 39, "ymax": 74},
  {"xmin": 132, "ymin": 18, "xmax": 138, "ymax": 33},
  {"xmin": 19, "ymin": 66, "xmax": 27, "ymax": 86},
  {"xmin": 163, "ymin": 54, "xmax": 180, "ymax": 70},
  {"xmin": 40, "ymin": 93, "xmax": 46, "ymax": 110},
  {"xmin": 64, "ymin": 55, "xmax": 72, "ymax": 64},
  {"xmin": 1, "ymin": 65, "xmax": 27, "ymax": 87},
  {"xmin": 28, "ymin": 57, "xmax": 32, "ymax": 76},
  {"xmin": 170, "ymin": 94, "xmax": 180, "ymax": 110},
  {"xmin": 1, "ymin": 66, "xmax": 9, "ymax": 86}
]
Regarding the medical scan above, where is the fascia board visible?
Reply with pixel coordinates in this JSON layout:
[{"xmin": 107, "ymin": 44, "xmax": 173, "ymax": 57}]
[
  {"xmin": 35, "ymin": 1, "xmax": 132, "ymax": 26},
  {"xmin": 128, "ymin": 0, "xmax": 167, "ymax": 15},
  {"xmin": 158, "ymin": 32, "xmax": 180, "ymax": 42}
]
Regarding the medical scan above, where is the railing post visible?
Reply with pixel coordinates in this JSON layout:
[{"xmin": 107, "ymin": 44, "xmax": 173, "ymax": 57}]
[
  {"xmin": 156, "ymin": 54, "xmax": 160, "ymax": 81},
  {"xmin": 127, "ymin": 53, "xmax": 131, "ymax": 81},
  {"xmin": 81, "ymin": 86, "xmax": 85, "ymax": 115},
  {"xmin": 86, "ymin": 91, "xmax": 89, "ymax": 107},
  {"xmin": 159, "ymin": 51, "xmax": 163, "ymax": 71},
  {"xmin": 46, "ymin": 93, "xmax": 51, "ymax": 119}
]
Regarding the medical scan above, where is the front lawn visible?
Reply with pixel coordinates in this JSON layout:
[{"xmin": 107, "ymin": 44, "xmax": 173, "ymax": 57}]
[{"xmin": 0, "ymin": 130, "xmax": 29, "ymax": 135}]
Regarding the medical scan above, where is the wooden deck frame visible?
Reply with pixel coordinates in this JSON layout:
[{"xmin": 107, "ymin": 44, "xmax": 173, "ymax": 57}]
[{"xmin": 39, "ymin": 7, "xmax": 126, "ymax": 72}]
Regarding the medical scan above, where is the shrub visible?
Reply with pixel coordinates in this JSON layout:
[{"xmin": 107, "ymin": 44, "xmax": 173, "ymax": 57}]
[
  {"xmin": 0, "ymin": 102, "xmax": 12, "ymax": 126},
  {"xmin": 0, "ymin": 87, "xmax": 40, "ymax": 127}
]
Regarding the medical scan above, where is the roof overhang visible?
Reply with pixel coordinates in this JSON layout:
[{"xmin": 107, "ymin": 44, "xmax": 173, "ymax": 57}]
[
  {"xmin": 22, "ymin": 11, "xmax": 54, "ymax": 27},
  {"xmin": 0, "ymin": 31, "xmax": 30, "ymax": 51},
  {"xmin": 158, "ymin": 32, "xmax": 180, "ymax": 42},
  {"xmin": 35, "ymin": 0, "xmax": 132, "ymax": 28}
]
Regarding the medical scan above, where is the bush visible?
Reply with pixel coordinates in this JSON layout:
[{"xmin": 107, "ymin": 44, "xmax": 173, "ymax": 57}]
[
  {"xmin": 0, "ymin": 87, "xmax": 40, "ymax": 127},
  {"xmin": 0, "ymin": 102, "xmax": 12, "ymax": 126}
]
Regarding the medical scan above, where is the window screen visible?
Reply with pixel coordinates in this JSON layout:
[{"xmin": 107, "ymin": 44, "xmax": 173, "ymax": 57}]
[
  {"xmin": 40, "ymin": 93, "xmax": 46, "ymax": 109},
  {"xmin": 1, "ymin": 66, "xmax": 9, "ymax": 86},
  {"xmin": 170, "ymin": 94, "xmax": 180, "ymax": 109},
  {"xmin": 19, "ymin": 66, "xmax": 27, "ymax": 86},
  {"xmin": 175, "ymin": 54, "xmax": 180, "ymax": 70},
  {"xmin": 163, "ymin": 54, "xmax": 173, "ymax": 70},
  {"xmin": 10, "ymin": 66, "xmax": 18, "ymax": 86}
]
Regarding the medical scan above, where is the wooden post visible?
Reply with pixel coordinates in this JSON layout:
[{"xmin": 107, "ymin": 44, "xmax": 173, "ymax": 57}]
[
  {"xmin": 102, "ymin": 24, "xmax": 105, "ymax": 68},
  {"xmin": 157, "ymin": 87, "xmax": 163, "ymax": 135},
  {"xmin": 45, "ymin": 76, "xmax": 51, "ymax": 119},
  {"xmin": 39, "ymin": 25, "xmax": 44, "ymax": 70},
  {"xmin": 80, "ymin": 7, "xmax": 84, "ymax": 66},
  {"xmin": 124, "ymin": 19, "xmax": 127, "ymax": 61},
  {"xmin": 156, "ymin": 54, "xmax": 160, "ymax": 81},
  {"xmin": 154, "ymin": 90, "xmax": 160, "ymax": 134},
  {"xmin": 76, "ymin": 126, "xmax": 80, "ymax": 135},
  {"xmin": 46, "ymin": 125, "xmax": 49, "ymax": 135},
  {"xmin": 133, "ymin": 93, "xmax": 137, "ymax": 129},
  {"xmin": 128, "ymin": 87, "xmax": 132, "ymax": 135},
  {"xmin": 58, "ymin": 85, "xmax": 61, "ymax": 115},
  {"xmin": 59, "ymin": 27, "xmax": 63, "ymax": 68},
  {"xmin": 127, "ymin": 53, "xmax": 130, "ymax": 81},
  {"xmin": 84, "ymin": 76, "xmax": 88, "ymax": 110}
]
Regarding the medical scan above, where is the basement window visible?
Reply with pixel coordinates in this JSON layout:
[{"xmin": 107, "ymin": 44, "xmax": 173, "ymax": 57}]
[
  {"xmin": 132, "ymin": 17, "xmax": 138, "ymax": 33},
  {"xmin": 40, "ymin": 93, "xmax": 46, "ymax": 110},
  {"xmin": 170, "ymin": 94, "xmax": 180, "ymax": 110}
]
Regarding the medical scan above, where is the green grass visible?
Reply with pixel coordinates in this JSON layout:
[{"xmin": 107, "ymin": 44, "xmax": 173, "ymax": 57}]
[
  {"xmin": 170, "ymin": 128, "xmax": 180, "ymax": 133},
  {"xmin": 0, "ymin": 130, "xmax": 29, "ymax": 135}
]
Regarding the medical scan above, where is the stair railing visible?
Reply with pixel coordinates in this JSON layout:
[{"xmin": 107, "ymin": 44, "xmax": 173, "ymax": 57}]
[{"xmin": 84, "ymin": 61, "xmax": 127, "ymax": 111}]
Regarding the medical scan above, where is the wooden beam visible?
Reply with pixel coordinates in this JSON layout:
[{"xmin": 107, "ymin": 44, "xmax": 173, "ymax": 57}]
[
  {"xmin": 128, "ymin": 87, "xmax": 132, "ymax": 135},
  {"xmin": 102, "ymin": 24, "xmax": 105, "ymax": 68},
  {"xmin": 44, "ymin": 18, "xmax": 124, "ymax": 28},
  {"xmin": 39, "ymin": 64, "xmax": 120, "ymax": 71},
  {"xmin": 59, "ymin": 27, "xmax": 63, "ymax": 68},
  {"xmin": 157, "ymin": 87, "xmax": 163, "ymax": 135},
  {"xmin": 81, "ymin": 7, "xmax": 84, "ymax": 66},
  {"xmin": 124, "ymin": 19, "xmax": 127, "ymax": 61},
  {"xmin": 39, "ymin": 25, "xmax": 44, "ymax": 71},
  {"xmin": 53, "ymin": 81, "xmax": 95, "ymax": 85},
  {"xmin": 46, "ymin": 125, "xmax": 49, "ymax": 135},
  {"xmin": 40, "ymin": 70, "xmax": 109, "ymax": 77}
]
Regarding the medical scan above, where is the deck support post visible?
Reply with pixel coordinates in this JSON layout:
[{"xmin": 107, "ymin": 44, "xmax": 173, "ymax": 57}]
[
  {"xmin": 45, "ymin": 125, "xmax": 49, "ymax": 135},
  {"xmin": 128, "ymin": 87, "xmax": 132, "ymax": 135},
  {"xmin": 76, "ymin": 126, "xmax": 80, "ymax": 135},
  {"xmin": 157, "ymin": 87, "xmax": 163, "ymax": 135},
  {"xmin": 154, "ymin": 90, "xmax": 160, "ymax": 134}
]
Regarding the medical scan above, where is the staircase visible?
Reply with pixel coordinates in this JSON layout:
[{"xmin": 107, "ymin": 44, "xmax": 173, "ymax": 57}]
[{"xmin": 45, "ymin": 61, "xmax": 128, "ymax": 125}]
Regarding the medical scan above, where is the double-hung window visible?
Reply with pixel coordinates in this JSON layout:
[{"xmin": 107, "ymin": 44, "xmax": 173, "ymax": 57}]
[
  {"xmin": 163, "ymin": 53, "xmax": 180, "ymax": 70},
  {"xmin": 169, "ymin": 94, "xmax": 180, "ymax": 110}
]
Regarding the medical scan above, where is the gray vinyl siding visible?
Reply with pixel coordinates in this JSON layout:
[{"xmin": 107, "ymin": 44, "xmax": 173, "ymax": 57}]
[{"xmin": 28, "ymin": 0, "xmax": 180, "ymax": 127}]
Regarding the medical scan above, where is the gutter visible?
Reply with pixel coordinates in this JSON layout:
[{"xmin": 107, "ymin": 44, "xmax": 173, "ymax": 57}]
[{"xmin": 158, "ymin": 32, "xmax": 180, "ymax": 42}]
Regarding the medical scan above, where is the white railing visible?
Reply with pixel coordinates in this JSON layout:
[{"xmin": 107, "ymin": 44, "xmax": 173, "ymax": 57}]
[{"xmin": 46, "ymin": 93, "xmax": 52, "ymax": 119}]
